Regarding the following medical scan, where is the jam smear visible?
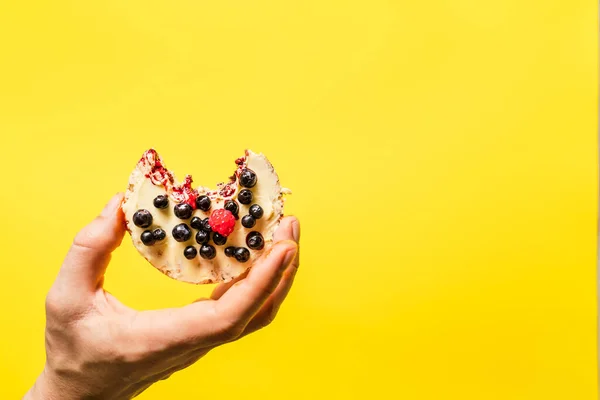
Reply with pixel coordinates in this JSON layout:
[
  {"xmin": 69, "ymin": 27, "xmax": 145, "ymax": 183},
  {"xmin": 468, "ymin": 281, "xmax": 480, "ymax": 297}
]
[
  {"xmin": 139, "ymin": 149, "xmax": 198, "ymax": 209},
  {"xmin": 172, "ymin": 175, "xmax": 198, "ymax": 209},
  {"xmin": 141, "ymin": 149, "xmax": 174, "ymax": 187}
]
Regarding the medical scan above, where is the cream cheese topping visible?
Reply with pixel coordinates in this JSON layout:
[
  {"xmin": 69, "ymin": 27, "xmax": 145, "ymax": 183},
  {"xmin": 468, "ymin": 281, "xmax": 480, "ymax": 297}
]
[{"xmin": 122, "ymin": 149, "xmax": 288, "ymax": 284}]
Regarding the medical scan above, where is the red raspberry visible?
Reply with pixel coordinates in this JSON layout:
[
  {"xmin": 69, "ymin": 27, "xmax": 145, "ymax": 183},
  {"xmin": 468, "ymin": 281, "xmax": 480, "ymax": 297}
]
[{"xmin": 209, "ymin": 209, "xmax": 236, "ymax": 237}]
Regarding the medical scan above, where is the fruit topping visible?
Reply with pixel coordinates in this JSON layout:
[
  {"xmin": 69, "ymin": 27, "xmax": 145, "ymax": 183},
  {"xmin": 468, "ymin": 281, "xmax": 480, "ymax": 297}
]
[
  {"xmin": 237, "ymin": 189, "xmax": 253, "ymax": 205},
  {"xmin": 133, "ymin": 209, "xmax": 153, "ymax": 228},
  {"xmin": 200, "ymin": 244, "xmax": 216, "ymax": 260},
  {"xmin": 141, "ymin": 230, "xmax": 156, "ymax": 246},
  {"xmin": 240, "ymin": 168, "xmax": 257, "ymax": 188},
  {"xmin": 184, "ymin": 246, "xmax": 197, "ymax": 259},
  {"xmin": 172, "ymin": 223, "xmax": 192, "ymax": 242},
  {"xmin": 195, "ymin": 195, "xmax": 211, "ymax": 211},
  {"xmin": 249, "ymin": 204, "xmax": 264, "ymax": 219},
  {"xmin": 208, "ymin": 209, "xmax": 236, "ymax": 236},
  {"xmin": 241, "ymin": 215, "xmax": 256, "ymax": 228},
  {"xmin": 174, "ymin": 203, "xmax": 193, "ymax": 219},
  {"xmin": 234, "ymin": 247, "xmax": 251, "ymax": 262},
  {"xmin": 246, "ymin": 231, "xmax": 265, "ymax": 250},
  {"xmin": 152, "ymin": 228, "xmax": 166, "ymax": 241},
  {"xmin": 213, "ymin": 232, "xmax": 227, "ymax": 246},
  {"xmin": 153, "ymin": 195, "xmax": 169, "ymax": 209}
]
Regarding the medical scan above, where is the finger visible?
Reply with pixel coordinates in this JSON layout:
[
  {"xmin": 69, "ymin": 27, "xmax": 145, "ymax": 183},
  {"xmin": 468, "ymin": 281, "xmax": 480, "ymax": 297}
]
[
  {"xmin": 145, "ymin": 219, "xmax": 299, "ymax": 348},
  {"xmin": 210, "ymin": 216, "xmax": 299, "ymax": 301},
  {"xmin": 210, "ymin": 270, "xmax": 249, "ymax": 301},
  {"xmin": 154, "ymin": 240, "xmax": 297, "ymax": 348},
  {"xmin": 241, "ymin": 270, "xmax": 297, "ymax": 336},
  {"xmin": 241, "ymin": 243, "xmax": 300, "ymax": 336},
  {"xmin": 274, "ymin": 216, "xmax": 301, "ymax": 243},
  {"xmin": 56, "ymin": 193, "xmax": 125, "ymax": 295},
  {"xmin": 214, "ymin": 217, "xmax": 300, "ymax": 334},
  {"xmin": 212, "ymin": 240, "xmax": 297, "ymax": 329},
  {"xmin": 192, "ymin": 297, "xmax": 211, "ymax": 303},
  {"xmin": 238, "ymin": 216, "xmax": 300, "ymax": 333}
]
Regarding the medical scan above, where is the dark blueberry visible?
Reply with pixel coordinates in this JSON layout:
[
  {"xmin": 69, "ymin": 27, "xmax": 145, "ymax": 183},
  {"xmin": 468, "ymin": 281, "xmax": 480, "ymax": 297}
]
[
  {"xmin": 240, "ymin": 169, "xmax": 257, "ymax": 188},
  {"xmin": 140, "ymin": 230, "xmax": 156, "ymax": 246},
  {"xmin": 174, "ymin": 203, "xmax": 193, "ymax": 219},
  {"xmin": 201, "ymin": 218, "xmax": 212, "ymax": 232},
  {"xmin": 184, "ymin": 246, "xmax": 197, "ymax": 260},
  {"xmin": 195, "ymin": 195, "xmax": 211, "ymax": 211},
  {"xmin": 237, "ymin": 189, "xmax": 253, "ymax": 205},
  {"xmin": 195, "ymin": 230, "xmax": 210, "ymax": 244},
  {"xmin": 224, "ymin": 200, "xmax": 239, "ymax": 216},
  {"xmin": 152, "ymin": 228, "xmax": 166, "ymax": 241},
  {"xmin": 241, "ymin": 215, "xmax": 256, "ymax": 228},
  {"xmin": 249, "ymin": 204, "xmax": 264, "ymax": 219},
  {"xmin": 234, "ymin": 247, "xmax": 250, "ymax": 262},
  {"xmin": 133, "ymin": 209, "xmax": 153, "ymax": 228},
  {"xmin": 213, "ymin": 232, "xmax": 227, "ymax": 246},
  {"xmin": 224, "ymin": 246, "xmax": 236, "ymax": 257},
  {"xmin": 199, "ymin": 244, "xmax": 216, "ymax": 259},
  {"xmin": 153, "ymin": 195, "xmax": 169, "ymax": 209},
  {"xmin": 190, "ymin": 216, "xmax": 203, "ymax": 230},
  {"xmin": 246, "ymin": 232, "xmax": 264, "ymax": 250},
  {"xmin": 172, "ymin": 224, "xmax": 192, "ymax": 242}
]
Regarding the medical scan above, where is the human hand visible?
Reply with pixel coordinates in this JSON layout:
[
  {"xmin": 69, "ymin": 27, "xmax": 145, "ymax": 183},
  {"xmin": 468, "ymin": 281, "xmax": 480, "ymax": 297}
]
[{"xmin": 24, "ymin": 193, "xmax": 300, "ymax": 400}]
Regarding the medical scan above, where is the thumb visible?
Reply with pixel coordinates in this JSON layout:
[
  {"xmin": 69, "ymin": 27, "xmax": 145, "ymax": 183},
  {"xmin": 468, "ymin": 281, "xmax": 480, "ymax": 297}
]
[{"xmin": 56, "ymin": 193, "xmax": 126, "ymax": 295}]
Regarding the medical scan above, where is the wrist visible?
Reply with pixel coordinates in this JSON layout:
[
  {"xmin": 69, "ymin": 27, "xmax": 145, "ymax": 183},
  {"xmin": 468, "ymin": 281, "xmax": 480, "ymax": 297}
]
[
  {"xmin": 24, "ymin": 366, "xmax": 137, "ymax": 400},
  {"xmin": 24, "ymin": 367, "xmax": 74, "ymax": 400}
]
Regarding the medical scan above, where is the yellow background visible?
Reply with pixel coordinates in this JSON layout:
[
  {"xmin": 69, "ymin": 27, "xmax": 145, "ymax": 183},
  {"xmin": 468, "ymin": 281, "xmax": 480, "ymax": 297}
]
[{"xmin": 0, "ymin": 1, "xmax": 597, "ymax": 399}]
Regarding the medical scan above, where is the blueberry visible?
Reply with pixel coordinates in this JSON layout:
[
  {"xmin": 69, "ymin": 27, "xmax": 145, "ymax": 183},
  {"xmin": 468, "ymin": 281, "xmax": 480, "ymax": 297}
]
[
  {"xmin": 240, "ymin": 169, "xmax": 257, "ymax": 188},
  {"xmin": 172, "ymin": 224, "xmax": 192, "ymax": 242},
  {"xmin": 153, "ymin": 195, "xmax": 169, "ymax": 209},
  {"xmin": 249, "ymin": 204, "xmax": 264, "ymax": 219},
  {"xmin": 190, "ymin": 216, "xmax": 203, "ymax": 230},
  {"xmin": 133, "ymin": 209, "xmax": 153, "ymax": 228},
  {"xmin": 184, "ymin": 246, "xmax": 197, "ymax": 259},
  {"xmin": 241, "ymin": 215, "xmax": 256, "ymax": 228},
  {"xmin": 174, "ymin": 203, "xmax": 193, "ymax": 219},
  {"xmin": 224, "ymin": 246, "xmax": 236, "ymax": 257},
  {"xmin": 234, "ymin": 247, "xmax": 250, "ymax": 262},
  {"xmin": 152, "ymin": 228, "xmax": 166, "ymax": 241},
  {"xmin": 195, "ymin": 230, "xmax": 210, "ymax": 244},
  {"xmin": 224, "ymin": 200, "xmax": 239, "ymax": 216},
  {"xmin": 246, "ymin": 232, "xmax": 264, "ymax": 250},
  {"xmin": 213, "ymin": 232, "xmax": 227, "ymax": 246},
  {"xmin": 237, "ymin": 189, "xmax": 253, "ymax": 205},
  {"xmin": 141, "ymin": 230, "xmax": 156, "ymax": 246},
  {"xmin": 196, "ymin": 195, "xmax": 211, "ymax": 212},
  {"xmin": 201, "ymin": 218, "xmax": 212, "ymax": 232},
  {"xmin": 200, "ymin": 244, "xmax": 216, "ymax": 259}
]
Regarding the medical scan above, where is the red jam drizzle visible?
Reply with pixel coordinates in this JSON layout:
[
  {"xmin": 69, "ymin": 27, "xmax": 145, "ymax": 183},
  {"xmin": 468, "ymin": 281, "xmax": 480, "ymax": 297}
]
[
  {"xmin": 140, "ymin": 149, "xmax": 198, "ymax": 208},
  {"xmin": 138, "ymin": 149, "xmax": 250, "ymax": 206}
]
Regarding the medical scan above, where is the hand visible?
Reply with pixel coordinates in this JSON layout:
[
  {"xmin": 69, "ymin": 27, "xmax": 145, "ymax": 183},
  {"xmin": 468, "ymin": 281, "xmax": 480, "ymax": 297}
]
[{"xmin": 24, "ymin": 193, "xmax": 300, "ymax": 400}]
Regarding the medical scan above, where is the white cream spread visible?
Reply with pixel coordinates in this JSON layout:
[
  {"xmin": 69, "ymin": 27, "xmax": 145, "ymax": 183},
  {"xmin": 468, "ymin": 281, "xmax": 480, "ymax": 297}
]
[{"xmin": 122, "ymin": 149, "xmax": 288, "ymax": 284}]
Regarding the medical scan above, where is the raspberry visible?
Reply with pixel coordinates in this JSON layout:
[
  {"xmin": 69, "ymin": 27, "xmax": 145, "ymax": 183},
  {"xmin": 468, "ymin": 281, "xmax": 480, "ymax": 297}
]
[{"xmin": 208, "ymin": 209, "xmax": 236, "ymax": 237}]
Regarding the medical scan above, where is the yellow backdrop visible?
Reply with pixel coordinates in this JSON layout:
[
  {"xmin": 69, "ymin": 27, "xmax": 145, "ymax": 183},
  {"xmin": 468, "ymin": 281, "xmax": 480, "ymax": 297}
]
[{"xmin": 0, "ymin": 1, "xmax": 597, "ymax": 399}]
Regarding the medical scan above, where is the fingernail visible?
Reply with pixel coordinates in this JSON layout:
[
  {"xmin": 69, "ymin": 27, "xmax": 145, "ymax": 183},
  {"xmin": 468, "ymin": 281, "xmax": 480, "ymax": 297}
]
[
  {"xmin": 101, "ymin": 193, "xmax": 122, "ymax": 218},
  {"xmin": 291, "ymin": 218, "xmax": 300, "ymax": 242}
]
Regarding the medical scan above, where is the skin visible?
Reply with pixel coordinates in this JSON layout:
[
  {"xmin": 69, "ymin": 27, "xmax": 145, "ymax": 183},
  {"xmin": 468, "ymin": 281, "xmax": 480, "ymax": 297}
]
[{"xmin": 23, "ymin": 193, "xmax": 300, "ymax": 399}]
